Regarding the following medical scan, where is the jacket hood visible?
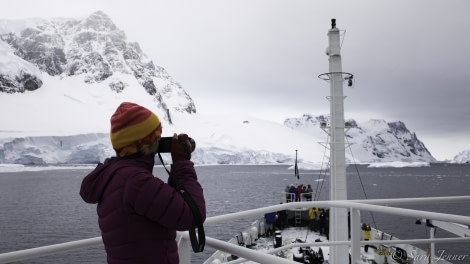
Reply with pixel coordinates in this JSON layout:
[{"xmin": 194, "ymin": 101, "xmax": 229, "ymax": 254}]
[{"xmin": 80, "ymin": 160, "xmax": 116, "ymax": 204}]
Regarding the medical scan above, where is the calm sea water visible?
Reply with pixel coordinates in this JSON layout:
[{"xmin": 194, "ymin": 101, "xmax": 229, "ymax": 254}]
[{"xmin": 0, "ymin": 164, "xmax": 469, "ymax": 263}]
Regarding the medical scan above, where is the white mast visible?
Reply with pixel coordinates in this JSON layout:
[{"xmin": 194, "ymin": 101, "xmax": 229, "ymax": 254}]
[{"xmin": 323, "ymin": 18, "xmax": 350, "ymax": 264}]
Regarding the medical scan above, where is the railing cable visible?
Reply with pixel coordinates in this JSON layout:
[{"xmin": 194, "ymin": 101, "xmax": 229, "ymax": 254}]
[
  {"xmin": 314, "ymin": 134, "xmax": 330, "ymax": 201},
  {"xmin": 345, "ymin": 136, "xmax": 378, "ymax": 230}
]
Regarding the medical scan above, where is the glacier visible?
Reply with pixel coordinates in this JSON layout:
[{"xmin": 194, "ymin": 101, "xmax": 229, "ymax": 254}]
[
  {"xmin": 0, "ymin": 113, "xmax": 318, "ymax": 165},
  {"xmin": 0, "ymin": 113, "xmax": 439, "ymax": 166}
]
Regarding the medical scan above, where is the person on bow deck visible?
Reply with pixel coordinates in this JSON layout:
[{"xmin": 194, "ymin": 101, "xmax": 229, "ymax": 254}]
[
  {"xmin": 288, "ymin": 184, "xmax": 297, "ymax": 202},
  {"xmin": 306, "ymin": 184, "xmax": 313, "ymax": 201},
  {"xmin": 296, "ymin": 184, "xmax": 302, "ymax": 201},
  {"xmin": 308, "ymin": 207, "xmax": 318, "ymax": 231},
  {"xmin": 80, "ymin": 102, "xmax": 206, "ymax": 264}
]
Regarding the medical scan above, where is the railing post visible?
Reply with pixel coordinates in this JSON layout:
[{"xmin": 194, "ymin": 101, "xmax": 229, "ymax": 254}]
[
  {"xmin": 176, "ymin": 232, "xmax": 191, "ymax": 264},
  {"xmin": 350, "ymin": 208, "xmax": 361, "ymax": 264},
  {"xmin": 430, "ymin": 226, "xmax": 436, "ymax": 261}
]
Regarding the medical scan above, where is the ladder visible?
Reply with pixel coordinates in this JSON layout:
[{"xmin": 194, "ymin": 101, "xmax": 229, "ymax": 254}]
[{"xmin": 294, "ymin": 210, "xmax": 302, "ymax": 226}]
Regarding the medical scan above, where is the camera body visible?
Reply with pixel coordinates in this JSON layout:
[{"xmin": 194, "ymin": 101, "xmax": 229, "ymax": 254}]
[{"xmin": 157, "ymin": 136, "xmax": 196, "ymax": 153}]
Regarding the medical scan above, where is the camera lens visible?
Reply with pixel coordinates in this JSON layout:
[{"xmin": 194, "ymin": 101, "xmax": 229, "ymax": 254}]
[{"xmin": 157, "ymin": 137, "xmax": 196, "ymax": 153}]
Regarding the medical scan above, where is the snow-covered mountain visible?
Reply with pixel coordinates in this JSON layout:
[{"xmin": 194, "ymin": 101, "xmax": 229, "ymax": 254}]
[
  {"xmin": 0, "ymin": 11, "xmax": 461, "ymax": 166},
  {"xmin": 0, "ymin": 11, "xmax": 194, "ymax": 124},
  {"xmin": 284, "ymin": 114, "xmax": 435, "ymax": 163},
  {"xmin": 452, "ymin": 149, "xmax": 470, "ymax": 164}
]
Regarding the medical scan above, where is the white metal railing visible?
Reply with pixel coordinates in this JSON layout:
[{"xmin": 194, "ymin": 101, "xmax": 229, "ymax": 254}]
[
  {"xmin": 208, "ymin": 237, "xmax": 470, "ymax": 264},
  {"xmin": 1, "ymin": 196, "xmax": 470, "ymax": 264},
  {"xmin": 283, "ymin": 191, "xmax": 314, "ymax": 203},
  {"xmin": 0, "ymin": 237, "xmax": 102, "ymax": 264}
]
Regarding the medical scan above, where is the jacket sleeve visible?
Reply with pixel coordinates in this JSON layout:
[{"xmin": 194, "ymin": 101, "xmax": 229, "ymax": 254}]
[
  {"xmin": 122, "ymin": 162, "xmax": 205, "ymax": 231},
  {"xmin": 170, "ymin": 160, "xmax": 206, "ymax": 223}
]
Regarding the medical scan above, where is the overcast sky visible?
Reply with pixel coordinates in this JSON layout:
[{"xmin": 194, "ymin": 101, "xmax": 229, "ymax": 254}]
[{"xmin": 1, "ymin": 0, "xmax": 469, "ymax": 160}]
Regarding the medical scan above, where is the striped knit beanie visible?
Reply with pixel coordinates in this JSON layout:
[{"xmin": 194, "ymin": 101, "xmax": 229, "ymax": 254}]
[{"xmin": 110, "ymin": 102, "xmax": 162, "ymax": 157}]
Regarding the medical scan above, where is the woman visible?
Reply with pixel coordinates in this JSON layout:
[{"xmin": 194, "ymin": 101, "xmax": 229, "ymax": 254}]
[{"xmin": 80, "ymin": 102, "xmax": 205, "ymax": 264}]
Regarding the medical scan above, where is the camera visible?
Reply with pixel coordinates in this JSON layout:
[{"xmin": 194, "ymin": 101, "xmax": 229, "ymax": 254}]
[{"xmin": 157, "ymin": 136, "xmax": 196, "ymax": 153}]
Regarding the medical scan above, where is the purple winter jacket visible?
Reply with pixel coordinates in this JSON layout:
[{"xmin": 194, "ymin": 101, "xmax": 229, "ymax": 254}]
[{"xmin": 80, "ymin": 154, "xmax": 206, "ymax": 264}]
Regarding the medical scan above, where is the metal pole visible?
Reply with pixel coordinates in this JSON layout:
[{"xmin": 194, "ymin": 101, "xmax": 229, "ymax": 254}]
[
  {"xmin": 327, "ymin": 18, "xmax": 349, "ymax": 264},
  {"xmin": 350, "ymin": 208, "xmax": 361, "ymax": 264}
]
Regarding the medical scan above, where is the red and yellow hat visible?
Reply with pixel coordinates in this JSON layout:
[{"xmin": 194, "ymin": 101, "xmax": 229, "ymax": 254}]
[{"xmin": 110, "ymin": 102, "xmax": 162, "ymax": 157}]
